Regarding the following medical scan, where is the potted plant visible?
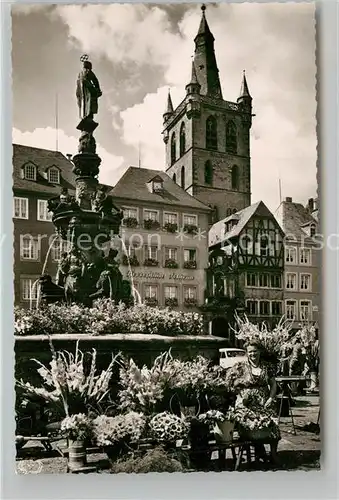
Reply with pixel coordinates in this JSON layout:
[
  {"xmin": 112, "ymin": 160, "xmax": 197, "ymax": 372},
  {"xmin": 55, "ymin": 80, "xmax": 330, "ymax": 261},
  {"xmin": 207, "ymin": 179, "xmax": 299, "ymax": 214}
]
[
  {"xmin": 164, "ymin": 222, "xmax": 178, "ymax": 233},
  {"xmin": 165, "ymin": 297, "xmax": 178, "ymax": 308},
  {"xmin": 164, "ymin": 259, "xmax": 178, "ymax": 269},
  {"xmin": 183, "ymin": 260, "xmax": 197, "ymax": 269},
  {"xmin": 184, "ymin": 297, "xmax": 197, "ymax": 307},
  {"xmin": 123, "ymin": 217, "xmax": 138, "ymax": 228},
  {"xmin": 61, "ymin": 413, "xmax": 93, "ymax": 471},
  {"xmin": 144, "ymin": 297, "xmax": 158, "ymax": 306},
  {"xmin": 183, "ymin": 224, "xmax": 198, "ymax": 235},
  {"xmin": 293, "ymin": 325, "xmax": 320, "ymax": 391},
  {"xmin": 122, "ymin": 254, "xmax": 139, "ymax": 266},
  {"xmin": 144, "ymin": 219, "xmax": 160, "ymax": 230},
  {"xmin": 144, "ymin": 258, "xmax": 159, "ymax": 267}
]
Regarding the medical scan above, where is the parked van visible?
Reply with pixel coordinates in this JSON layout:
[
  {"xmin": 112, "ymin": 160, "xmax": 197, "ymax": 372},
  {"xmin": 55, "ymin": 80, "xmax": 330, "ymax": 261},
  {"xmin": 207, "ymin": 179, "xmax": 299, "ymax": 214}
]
[{"xmin": 219, "ymin": 348, "xmax": 246, "ymax": 370}]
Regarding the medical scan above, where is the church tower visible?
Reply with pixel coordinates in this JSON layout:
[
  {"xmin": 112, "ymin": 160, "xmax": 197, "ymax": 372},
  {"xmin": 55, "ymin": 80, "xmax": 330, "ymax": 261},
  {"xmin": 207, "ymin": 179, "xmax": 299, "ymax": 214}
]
[{"xmin": 163, "ymin": 5, "xmax": 253, "ymax": 221}]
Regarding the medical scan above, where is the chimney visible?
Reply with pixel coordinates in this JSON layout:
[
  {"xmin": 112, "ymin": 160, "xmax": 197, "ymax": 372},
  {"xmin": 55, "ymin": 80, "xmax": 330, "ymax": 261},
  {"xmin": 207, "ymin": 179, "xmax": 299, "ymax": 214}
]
[
  {"xmin": 285, "ymin": 197, "xmax": 292, "ymax": 202},
  {"xmin": 308, "ymin": 198, "xmax": 314, "ymax": 212},
  {"xmin": 66, "ymin": 154, "xmax": 72, "ymax": 161}
]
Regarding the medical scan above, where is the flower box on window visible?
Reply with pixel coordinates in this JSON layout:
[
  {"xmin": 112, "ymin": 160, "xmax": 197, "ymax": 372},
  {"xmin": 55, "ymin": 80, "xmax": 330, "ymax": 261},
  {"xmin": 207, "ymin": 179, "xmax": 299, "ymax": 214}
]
[
  {"xmin": 123, "ymin": 217, "xmax": 138, "ymax": 228},
  {"xmin": 144, "ymin": 297, "xmax": 158, "ymax": 306},
  {"xmin": 144, "ymin": 258, "xmax": 159, "ymax": 267},
  {"xmin": 165, "ymin": 297, "xmax": 178, "ymax": 307},
  {"xmin": 144, "ymin": 219, "xmax": 160, "ymax": 230},
  {"xmin": 122, "ymin": 254, "xmax": 139, "ymax": 267},
  {"xmin": 164, "ymin": 222, "xmax": 178, "ymax": 233},
  {"xmin": 184, "ymin": 224, "xmax": 198, "ymax": 235},
  {"xmin": 184, "ymin": 297, "xmax": 197, "ymax": 307},
  {"xmin": 184, "ymin": 260, "xmax": 197, "ymax": 269},
  {"xmin": 164, "ymin": 259, "xmax": 178, "ymax": 269}
]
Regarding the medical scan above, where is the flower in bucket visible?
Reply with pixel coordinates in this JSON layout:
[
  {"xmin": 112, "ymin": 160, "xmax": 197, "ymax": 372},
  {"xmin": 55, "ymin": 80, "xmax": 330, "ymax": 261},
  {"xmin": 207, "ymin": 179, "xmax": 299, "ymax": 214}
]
[
  {"xmin": 198, "ymin": 410, "xmax": 225, "ymax": 426},
  {"xmin": 92, "ymin": 412, "xmax": 146, "ymax": 447},
  {"xmin": 61, "ymin": 413, "xmax": 93, "ymax": 441},
  {"xmin": 149, "ymin": 412, "xmax": 189, "ymax": 443}
]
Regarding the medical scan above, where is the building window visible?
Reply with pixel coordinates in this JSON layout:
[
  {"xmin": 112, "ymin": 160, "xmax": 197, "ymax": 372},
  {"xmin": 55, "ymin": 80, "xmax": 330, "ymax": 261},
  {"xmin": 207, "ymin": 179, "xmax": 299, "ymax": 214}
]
[
  {"xmin": 164, "ymin": 286, "xmax": 178, "ymax": 299},
  {"xmin": 259, "ymin": 274, "xmax": 269, "ymax": 287},
  {"xmin": 52, "ymin": 239, "xmax": 70, "ymax": 262},
  {"xmin": 48, "ymin": 167, "xmax": 60, "ymax": 184},
  {"xmin": 226, "ymin": 208, "xmax": 232, "ymax": 217},
  {"xmin": 144, "ymin": 209, "xmax": 158, "ymax": 221},
  {"xmin": 37, "ymin": 200, "xmax": 53, "ymax": 222},
  {"xmin": 181, "ymin": 166, "xmax": 185, "ymax": 189},
  {"xmin": 164, "ymin": 212, "xmax": 178, "ymax": 225},
  {"xmin": 184, "ymin": 248, "xmax": 196, "ymax": 262},
  {"xmin": 285, "ymin": 247, "xmax": 297, "ymax": 264},
  {"xmin": 20, "ymin": 236, "xmax": 40, "ymax": 260},
  {"xmin": 21, "ymin": 278, "xmax": 39, "ymax": 301},
  {"xmin": 260, "ymin": 301, "xmax": 270, "ymax": 315},
  {"xmin": 23, "ymin": 163, "xmax": 36, "ymax": 181},
  {"xmin": 206, "ymin": 115, "xmax": 218, "ymax": 150},
  {"xmin": 179, "ymin": 122, "xmax": 186, "ymax": 156},
  {"xmin": 13, "ymin": 197, "xmax": 28, "ymax": 219},
  {"xmin": 286, "ymin": 300, "xmax": 297, "ymax": 320},
  {"xmin": 231, "ymin": 165, "xmax": 239, "ymax": 190},
  {"xmin": 204, "ymin": 160, "xmax": 213, "ymax": 185},
  {"xmin": 123, "ymin": 207, "xmax": 138, "ymax": 219},
  {"xmin": 300, "ymin": 248, "xmax": 311, "ymax": 265},
  {"xmin": 144, "ymin": 285, "xmax": 158, "ymax": 299},
  {"xmin": 183, "ymin": 214, "xmax": 197, "ymax": 226},
  {"xmin": 310, "ymin": 224, "xmax": 316, "ymax": 237},
  {"xmin": 246, "ymin": 273, "xmax": 256, "ymax": 287},
  {"xmin": 286, "ymin": 272, "xmax": 297, "ymax": 290},
  {"xmin": 173, "ymin": 173, "xmax": 176, "ymax": 183},
  {"xmin": 247, "ymin": 300, "xmax": 258, "ymax": 315},
  {"xmin": 259, "ymin": 235, "xmax": 269, "ymax": 257},
  {"xmin": 272, "ymin": 301, "xmax": 282, "ymax": 316},
  {"xmin": 146, "ymin": 245, "xmax": 158, "ymax": 260},
  {"xmin": 170, "ymin": 133, "xmax": 176, "ymax": 164},
  {"xmin": 226, "ymin": 120, "xmax": 237, "ymax": 154},
  {"xmin": 271, "ymin": 274, "xmax": 282, "ymax": 288},
  {"xmin": 300, "ymin": 300, "xmax": 312, "ymax": 321},
  {"xmin": 184, "ymin": 286, "xmax": 197, "ymax": 299},
  {"xmin": 152, "ymin": 179, "xmax": 163, "ymax": 192},
  {"xmin": 300, "ymin": 273, "xmax": 311, "ymax": 291},
  {"xmin": 165, "ymin": 247, "xmax": 178, "ymax": 262}
]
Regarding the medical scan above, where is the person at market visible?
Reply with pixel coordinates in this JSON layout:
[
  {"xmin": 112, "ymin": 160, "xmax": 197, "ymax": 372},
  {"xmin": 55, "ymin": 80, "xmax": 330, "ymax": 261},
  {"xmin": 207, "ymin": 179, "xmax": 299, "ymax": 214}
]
[{"xmin": 225, "ymin": 340, "xmax": 281, "ymax": 464}]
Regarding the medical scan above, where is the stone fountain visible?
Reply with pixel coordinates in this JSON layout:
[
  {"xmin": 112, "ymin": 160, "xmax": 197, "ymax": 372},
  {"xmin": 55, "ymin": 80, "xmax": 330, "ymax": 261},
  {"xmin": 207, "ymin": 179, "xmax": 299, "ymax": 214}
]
[{"xmin": 39, "ymin": 55, "xmax": 132, "ymax": 307}]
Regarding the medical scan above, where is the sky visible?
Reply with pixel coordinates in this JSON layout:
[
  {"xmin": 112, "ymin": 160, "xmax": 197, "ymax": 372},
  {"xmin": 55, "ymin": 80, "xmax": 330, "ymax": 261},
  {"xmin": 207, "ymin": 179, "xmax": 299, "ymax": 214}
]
[{"xmin": 12, "ymin": 2, "xmax": 317, "ymax": 212}]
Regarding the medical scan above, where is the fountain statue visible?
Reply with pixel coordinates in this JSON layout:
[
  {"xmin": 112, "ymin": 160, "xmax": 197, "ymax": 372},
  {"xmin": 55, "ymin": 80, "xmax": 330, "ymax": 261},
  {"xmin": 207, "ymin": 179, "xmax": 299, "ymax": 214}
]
[{"xmin": 40, "ymin": 55, "xmax": 130, "ymax": 307}]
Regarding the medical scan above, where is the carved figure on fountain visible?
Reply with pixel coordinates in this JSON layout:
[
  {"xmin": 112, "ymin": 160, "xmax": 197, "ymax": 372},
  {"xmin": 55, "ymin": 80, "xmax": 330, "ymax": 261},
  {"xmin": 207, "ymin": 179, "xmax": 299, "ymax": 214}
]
[
  {"xmin": 56, "ymin": 252, "xmax": 70, "ymax": 287},
  {"xmin": 76, "ymin": 56, "xmax": 102, "ymax": 133},
  {"xmin": 47, "ymin": 188, "xmax": 79, "ymax": 218},
  {"xmin": 78, "ymin": 131, "xmax": 97, "ymax": 154}
]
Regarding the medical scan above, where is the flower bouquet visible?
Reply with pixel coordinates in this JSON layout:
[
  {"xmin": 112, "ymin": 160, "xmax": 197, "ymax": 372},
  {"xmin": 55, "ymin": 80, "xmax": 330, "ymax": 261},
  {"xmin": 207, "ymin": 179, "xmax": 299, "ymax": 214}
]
[
  {"xmin": 61, "ymin": 413, "xmax": 93, "ymax": 441},
  {"xmin": 149, "ymin": 412, "xmax": 189, "ymax": 446}
]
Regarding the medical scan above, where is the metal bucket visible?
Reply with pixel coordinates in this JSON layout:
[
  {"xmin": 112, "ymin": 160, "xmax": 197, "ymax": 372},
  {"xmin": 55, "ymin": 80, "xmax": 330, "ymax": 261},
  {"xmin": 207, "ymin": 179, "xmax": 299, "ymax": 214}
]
[{"xmin": 68, "ymin": 440, "xmax": 87, "ymax": 471}]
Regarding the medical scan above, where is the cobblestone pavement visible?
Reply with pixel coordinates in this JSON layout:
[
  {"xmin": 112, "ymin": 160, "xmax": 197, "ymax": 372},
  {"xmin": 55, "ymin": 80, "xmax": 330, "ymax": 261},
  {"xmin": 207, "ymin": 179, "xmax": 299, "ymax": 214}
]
[{"xmin": 15, "ymin": 394, "xmax": 320, "ymax": 474}]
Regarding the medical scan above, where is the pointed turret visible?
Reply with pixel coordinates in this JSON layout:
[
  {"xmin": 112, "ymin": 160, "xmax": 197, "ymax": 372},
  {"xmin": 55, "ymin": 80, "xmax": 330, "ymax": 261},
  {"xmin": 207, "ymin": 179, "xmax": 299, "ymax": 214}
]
[
  {"xmin": 193, "ymin": 5, "xmax": 222, "ymax": 99},
  {"xmin": 163, "ymin": 89, "xmax": 174, "ymax": 123},
  {"xmin": 237, "ymin": 70, "xmax": 252, "ymax": 105},
  {"xmin": 185, "ymin": 60, "xmax": 201, "ymax": 95}
]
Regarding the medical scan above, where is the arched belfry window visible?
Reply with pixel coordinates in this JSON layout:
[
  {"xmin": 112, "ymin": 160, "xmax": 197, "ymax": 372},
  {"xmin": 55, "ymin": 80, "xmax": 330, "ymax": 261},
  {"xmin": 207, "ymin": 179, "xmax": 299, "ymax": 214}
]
[
  {"xmin": 231, "ymin": 165, "xmax": 239, "ymax": 190},
  {"xmin": 173, "ymin": 173, "xmax": 177, "ymax": 183},
  {"xmin": 226, "ymin": 208, "xmax": 232, "ymax": 217},
  {"xmin": 179, "ymin": 122, "xmax": 186, "ymax": 157},
  {"xmin": 226, "ymin": 120, "xmax": 237, "ymax": 154},
  {"xmin": 206, "ymin": 116, "xmax": 218, "ymax": 150},
  {"xmin": 181, "ymin": 166, "xmax": 185, "ymax": 189},
  {"xmin": 170, "ymin": 133, "xmax": 176, "ymax": 165},
  {"xmin": 204, "ymin": 160, "xmax": 213, "ymax": 185}
]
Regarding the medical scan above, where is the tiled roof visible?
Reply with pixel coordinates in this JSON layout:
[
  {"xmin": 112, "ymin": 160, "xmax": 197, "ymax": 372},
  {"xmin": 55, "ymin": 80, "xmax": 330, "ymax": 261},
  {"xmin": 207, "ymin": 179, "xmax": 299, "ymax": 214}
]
[
  {"xmin": 110, "ymin": 166, "xmax": 212, "ymax": 211},
  {"xmin": 13, "ymin": 144, "xmax": 76, "ymax": 196},
  {"xmin": 209, "ymin": 201, "xmax": 279, "ymax": 247},
  {"xmin": 280, "ymin": 200, "xmax": 317, "ymax": 240}
]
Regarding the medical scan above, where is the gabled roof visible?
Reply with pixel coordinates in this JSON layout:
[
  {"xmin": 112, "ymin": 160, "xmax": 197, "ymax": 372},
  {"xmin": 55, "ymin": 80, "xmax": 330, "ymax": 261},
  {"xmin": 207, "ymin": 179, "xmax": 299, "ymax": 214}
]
[
  {"xmin": 209, "ymin": 201, "xmax": 280, "ymax": 248},
  {"xmin": 280, "ymin": 200, "xmax": 317, "ymax": 240},
  {"xmin": 13, "ymin": 144, "xmax": 76, "ymax": 196},
  {"xmin": 110, "ymin": 166, "xmax": 211, "ymax": 211}
]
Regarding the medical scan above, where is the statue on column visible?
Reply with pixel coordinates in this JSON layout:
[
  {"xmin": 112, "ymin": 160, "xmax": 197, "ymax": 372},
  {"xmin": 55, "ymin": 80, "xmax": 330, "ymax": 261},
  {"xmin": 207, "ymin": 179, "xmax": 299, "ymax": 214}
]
[{"xmin": 76, "ymin": 54, "xmax": 102, "ymax": 134}]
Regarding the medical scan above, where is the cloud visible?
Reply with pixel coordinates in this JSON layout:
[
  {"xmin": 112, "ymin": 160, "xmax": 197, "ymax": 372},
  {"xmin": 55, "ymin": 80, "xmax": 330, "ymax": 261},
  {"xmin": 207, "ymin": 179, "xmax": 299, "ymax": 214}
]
[{"xmin": 12, "ymin": 127, "xmax": 126, "ymax": 187}]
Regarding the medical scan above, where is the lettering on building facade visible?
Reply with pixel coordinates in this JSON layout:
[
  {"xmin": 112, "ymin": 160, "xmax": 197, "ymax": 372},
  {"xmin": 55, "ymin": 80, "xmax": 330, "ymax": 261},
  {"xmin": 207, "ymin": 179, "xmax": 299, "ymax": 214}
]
[{"xmin": 127, "ymin": 271, "xmax": 195, "ymax": 281}]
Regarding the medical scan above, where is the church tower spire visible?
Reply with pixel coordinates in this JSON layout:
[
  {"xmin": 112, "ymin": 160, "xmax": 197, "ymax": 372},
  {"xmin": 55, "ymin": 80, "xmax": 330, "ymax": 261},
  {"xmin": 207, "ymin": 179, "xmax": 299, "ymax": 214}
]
[
  {"xmin": 194, "ymin": 5, "xmax": 222, "ymax": 99},
  {"xmin": 163, "ymin": 89, "xmax": 174, "ymax": 124},
  {"xmin": 238, "ymin": 70, "xmax": 252, "ymax": 101},
  {"xmin": 185, "ymin": 60, "xmax": 201, "ymax": 96}
]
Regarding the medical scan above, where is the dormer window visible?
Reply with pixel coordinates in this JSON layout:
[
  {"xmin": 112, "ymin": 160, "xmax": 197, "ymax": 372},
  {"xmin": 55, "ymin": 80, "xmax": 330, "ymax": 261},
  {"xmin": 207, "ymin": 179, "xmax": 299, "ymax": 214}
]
[
  {"xmin": 48, "ymin": 167, "xmax": 60, "ymax": 184},
  {"xmin": 149, "ymin": 175, "xmax": 164, "ymax": 193},
  {"xmin": 23, "ymin": 163, "xmax": 36, "ymax": 181}
]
